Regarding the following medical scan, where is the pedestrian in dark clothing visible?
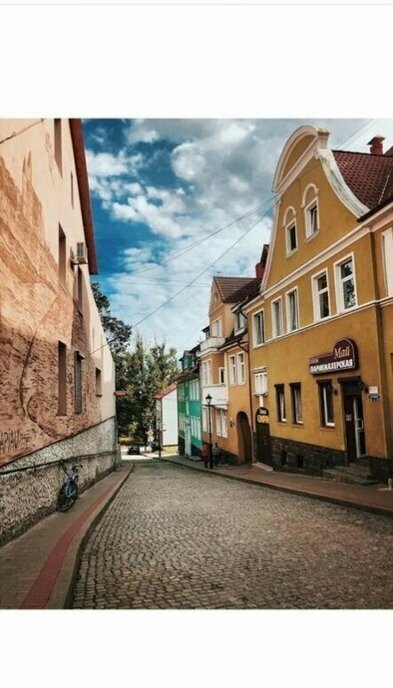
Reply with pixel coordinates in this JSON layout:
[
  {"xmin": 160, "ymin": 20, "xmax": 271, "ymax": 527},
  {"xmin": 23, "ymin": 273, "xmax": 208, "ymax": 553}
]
[
  {"xmin": 201, "ymin": 443, "xmax": 209, "ymax": 469},
  {"xmin": 212, "ymin": 442, "xmax": 222, "ymax": 466}
]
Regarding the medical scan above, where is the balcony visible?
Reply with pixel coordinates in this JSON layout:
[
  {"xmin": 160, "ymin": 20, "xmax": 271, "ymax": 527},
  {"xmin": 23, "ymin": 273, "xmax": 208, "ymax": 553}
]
[
  {"xmin": 201, "ymin": 383, "xmax": 228, "ymax": 407},
  {"xmin": 199, "ymin": 336, "xmax": 225, "ymax": 354}
]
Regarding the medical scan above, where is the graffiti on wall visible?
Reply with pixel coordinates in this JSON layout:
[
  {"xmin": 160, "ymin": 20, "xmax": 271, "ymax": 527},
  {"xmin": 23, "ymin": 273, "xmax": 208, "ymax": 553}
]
[{"xmin": 0, "ymin": 429, "xmax": 29, "ymax": 455}]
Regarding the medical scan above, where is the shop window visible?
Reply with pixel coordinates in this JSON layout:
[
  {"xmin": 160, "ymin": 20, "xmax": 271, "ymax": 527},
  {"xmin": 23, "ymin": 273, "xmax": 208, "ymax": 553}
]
[
  {"xmin": 319, "ymin": 381, "xmax": 335, "ymax": 427},
  {"xmin": 335, "ymin": 256, "xmax": 357, "ymax": 311},
  {"xmin": 275, "ymin": 384, "xmax": 286, "ymax": 422},
  {"xmin": 313, "ymin": 270, "xmax": 330, "ymax": 320},
  {"xmin": 286, "ymin": 289, "xmax": 299, "ymax": 332},
  {"xmin": 290, "ymin": 383, "xmax": 302, "ymax": 424},
  {"xmin": 272, "ymin": 298, "xmax": 283, "ymax": 337},
  {"xmin": 253, "ymin": 310, "xmax": 265, "ymax": 346},
  {"xmin": 58, "ymin": 341, "xmax": 67, "ymax": 415}
]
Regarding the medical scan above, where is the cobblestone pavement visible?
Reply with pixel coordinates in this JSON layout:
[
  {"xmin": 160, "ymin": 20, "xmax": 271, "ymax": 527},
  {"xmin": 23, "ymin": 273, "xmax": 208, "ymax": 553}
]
[{"xmin": 71, "ymin": 461, "xmax": 393, "ymax": 609}]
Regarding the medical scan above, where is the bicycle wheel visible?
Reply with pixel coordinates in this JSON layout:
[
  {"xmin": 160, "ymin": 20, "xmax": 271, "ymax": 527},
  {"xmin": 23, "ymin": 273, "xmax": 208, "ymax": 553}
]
[{"xmin": 57, "ymin": 486, "xmax": 72, "ymax": 512}]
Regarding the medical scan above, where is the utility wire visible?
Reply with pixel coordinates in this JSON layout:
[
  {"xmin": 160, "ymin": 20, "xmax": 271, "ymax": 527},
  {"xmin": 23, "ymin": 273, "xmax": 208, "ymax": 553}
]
[{"xmin": 0, "ymin": 119, "xmax": 44, "ymax": 147}]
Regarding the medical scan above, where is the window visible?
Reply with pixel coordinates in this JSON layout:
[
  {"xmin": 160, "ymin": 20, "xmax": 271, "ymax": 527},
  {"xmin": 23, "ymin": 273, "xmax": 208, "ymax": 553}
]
[
  {"xmin": 305, "ymin": 201, "xmax": 319, "ymax": 238},
  {"xmin": 54, "ymin": 119, "xmax": 62, "ymax": 175},
  {"xmin": 74, "ymin": 352, "xmax": 83, "ymax": 414},
  {"xmin": 235, "ymin": 311, "xmax": 246, "ymax": 332},
  {"xmin": 319, "ymin": 381, "xmax": 334, "ymax": 427},
  {"xmin": 215, "ymin": 409, "xmax": 228, "ymax": 437},
  {"xmin": 254, "ymin": 371, "xmax": 268, "ymax": 396},
  {"xmin": 218, "ymin": 367, "xmax": 226, "ymax": 385},
  {"xmin": 253, "ymin": 310, "xmax": 265, "ymax": 346},
  {"xmin": 286, "ymin": 221, "xmax": 297, "ymax": 254},
  {"xmin": 71, "ymin": 172, "xmax": 74, "ymax": 208},
  {"xmin": 211, "ymin": 319, "xmax": 222, "ymax": 336},
  {"xmin": 58, "ymin": 224, "xmax": 66, "ymax": 286},
  {"xmin": 95, "ymin": 368, "xmax": 102, "ymax": 397},
  {"xmin": 237, "ymin": 353, "xmax": 245, "ymax": 384},
  {"xmin": 313, "ymin": 271, "xmax": 330, "ymax": 320},
  {"xmin": 202, "ymin": 360, "xmax": 212, "ymax": 386},
  {"xmin": 382, "ymin": 229, "xmax": 393, "ymax": 297},
  {"xmin": 286, "ymin": 289, "xmax": 299, "ymax": 332},
  {"xmin": 229, "ymin": 355, "xmax": 237, "ymax": 385},
  {"xmin": 275, "ymin": 384, "xmax": 286, "ymax": 422},
  {"xmin": 336, "ymin": 256, "xmax": 357, "ymax": 311},
  {"xmin": 77, "ymin": 266, "xmax": 83, "ymax": 310},
  {"xmin": 272, "ymin": 299, "xmax": 283, "ymax": 337},
  {"xmin": 290, "ymin": 383, "xmax": 302, "ymax": 424},
  {"xmin": 58, "ymin": 342, "xmax": 67, "ymax": 415},
  {"xmin": 202, "ymin": 407, "xmax": 209, "ymax": 432}
]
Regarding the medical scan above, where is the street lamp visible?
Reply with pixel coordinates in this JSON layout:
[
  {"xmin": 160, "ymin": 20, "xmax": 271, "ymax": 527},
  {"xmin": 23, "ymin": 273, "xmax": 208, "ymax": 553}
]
[{"xmin": 205, "ymin": 394, "xmax": 213, "ymax": 467}]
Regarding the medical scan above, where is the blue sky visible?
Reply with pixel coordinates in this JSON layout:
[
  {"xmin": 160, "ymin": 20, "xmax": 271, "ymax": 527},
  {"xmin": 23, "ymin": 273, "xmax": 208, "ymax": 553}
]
[{"xmin": 84, "ymin": 118, "xmax": 393, "ymax": 355}]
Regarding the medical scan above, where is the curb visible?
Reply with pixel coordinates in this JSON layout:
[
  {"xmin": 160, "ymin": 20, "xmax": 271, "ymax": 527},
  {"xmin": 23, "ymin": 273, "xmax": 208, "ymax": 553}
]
[
  {"xmin": 64, "ymin": 464, "xmax": 134, "ymax": 609},
  {"xmin": 160, "ymin": 457, "xmax": 393, "ymax": 520}
]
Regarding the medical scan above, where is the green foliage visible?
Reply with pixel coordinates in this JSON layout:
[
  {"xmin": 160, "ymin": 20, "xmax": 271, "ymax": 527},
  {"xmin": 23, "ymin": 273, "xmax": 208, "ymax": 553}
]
[{"xmin": 91, "ymin": 282, "xmax": 180, "ymax": 440}]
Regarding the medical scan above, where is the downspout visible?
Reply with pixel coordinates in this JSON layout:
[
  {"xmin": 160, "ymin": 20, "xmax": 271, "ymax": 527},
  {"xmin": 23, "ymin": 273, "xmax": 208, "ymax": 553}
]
[{"xmin": 238, "ymin": 312, "xmax": 255, "ymax": 463}]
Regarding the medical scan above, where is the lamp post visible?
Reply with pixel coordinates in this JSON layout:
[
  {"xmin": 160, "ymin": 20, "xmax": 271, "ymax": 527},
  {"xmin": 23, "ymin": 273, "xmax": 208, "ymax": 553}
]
[{"xmin": 205, "ymin": 393, "xmax": 213, "ymax": 467}]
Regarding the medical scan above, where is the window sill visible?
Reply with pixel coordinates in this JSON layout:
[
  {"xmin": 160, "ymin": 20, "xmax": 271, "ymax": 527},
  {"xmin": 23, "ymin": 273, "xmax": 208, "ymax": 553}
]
[
  {"xmin": 286, "ymin": 248, "xmax": 298, "ymax": 258},
  {"xmin": 253, "ymin": 342, "xmax": 265, "ymax": 349},
  {"xmin": 305, "ymin": 229, "xmax": 320, "ymax": 242},
  {"xmin": 320, "ymin": 425, "xmax": 336, "ymax": 430}
]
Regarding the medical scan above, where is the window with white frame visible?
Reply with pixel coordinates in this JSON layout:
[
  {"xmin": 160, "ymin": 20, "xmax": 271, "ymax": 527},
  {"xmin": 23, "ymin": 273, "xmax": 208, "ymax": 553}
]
[
  {"xmin": 229, "ymin": 355, "xmax": 237, "ymax": 385},
  {"xmin": 202, "ymin": 360, "xmax": 212, "ymax": 386},
  {"xmin": 305, "ymin": 200, "xmax": 319, "ymax": 238},
  {"xmin": 253, "ymin": 310, "xmax": 265, "ymax": 346},
  {"xmin": 319, "ymin": 381, "xmax": 335, "ymax": 427},
  {"xmin": 290, "ymin": 383, "xmax": 302, "ymax": 424},
  {"xmin": 286, "ymin": 289, "xmax": 299, "ymax": 332},
  {"xmin": 254, "ymin": 371, "xmax": 268, "ymax": 396},
  {"xmin": 202, "ymin": 407, "xmax": 208, "ymax": 431},
  {"xmin": 211, "ymin": 318, "xmax": 222, "ymax": 336},
  {"xmin": 313, "ymin": 271, "xmax": 330, "ymax": 320},
  {"xmin": 382, "ymin": 229, "xmax": 393, "ymax": 297},
  {"xmin": 194, "ymin": 380, "xmax": 200, "ymax": 400},
  {"xmin": 218, "ymin": 367, "xmax": 226, "ymax": 385},
  {"xmin": 272, "ymin": 299, "xmax": 283, "ymax": 337},
  {"xmin": 235, "ymin": 311, "xmax": 246, "ymax": 333},
  {"xmin": 215, "ymin": 409, "xmax": 228, "ymax": 437},
  {"xmin": 286, "ymin": 221, "xmax": 297, "ymax": 254},
  {"xmin": 336, "ymin": 256, "xmax": 357, "ymax": 311},
  {"xmin": 237, "ymin": 353, "xmax": 245, "ymax": 384},
  {"xmin": 275, "ymin": 384, "xmax": 286, "ymax": 422}
]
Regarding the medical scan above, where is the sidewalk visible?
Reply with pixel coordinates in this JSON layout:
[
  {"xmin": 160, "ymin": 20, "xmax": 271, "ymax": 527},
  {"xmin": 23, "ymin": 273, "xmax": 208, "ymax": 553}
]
[
  {"xmin": 159, "ymin": 454, "xmax": 393, "ymax": 518},
  {"xmin": 0, "ymin": 462, "xmax": 132, "ymax": 609}
]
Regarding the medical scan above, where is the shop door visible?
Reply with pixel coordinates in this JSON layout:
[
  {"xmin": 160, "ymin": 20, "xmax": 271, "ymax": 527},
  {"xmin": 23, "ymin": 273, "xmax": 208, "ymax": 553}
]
[
  {"xmin": 237, "ymin": 412, "xmax": 253, "ymax": 464},
  {"xmin": 342, "ymin": 386, "xmax": 366, "ymax": 462}
]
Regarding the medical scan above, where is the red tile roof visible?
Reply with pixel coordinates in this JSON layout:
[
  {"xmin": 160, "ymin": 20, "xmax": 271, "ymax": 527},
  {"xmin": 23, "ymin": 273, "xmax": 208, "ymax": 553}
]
[
  {"xmin": 333, "ymin": 149, "xmax": 393, "ymax": 212},
  {"xmin": 214, "ymin": 276, "xmax": 261, "ymax": 303},
  {"xmin": 153, "ymin": 382, "xmax": 177, "ymax": 400}
]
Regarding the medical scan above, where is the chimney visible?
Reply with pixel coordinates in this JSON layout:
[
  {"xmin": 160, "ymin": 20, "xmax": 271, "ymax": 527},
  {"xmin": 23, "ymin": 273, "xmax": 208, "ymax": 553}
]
[
  {"xmin": 255, "ymin": 262, "xmax": 265, "ymax": 278},
  {"xmin": 367, "ymin": 136, "xmax": 385, "ymax": 155}
]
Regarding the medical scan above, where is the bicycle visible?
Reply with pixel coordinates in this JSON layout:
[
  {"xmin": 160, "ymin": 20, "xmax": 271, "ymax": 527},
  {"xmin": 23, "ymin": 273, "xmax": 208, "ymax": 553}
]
[{"xmin": 57, "ymin": 460, "xmax": 81, "ymax": 512}]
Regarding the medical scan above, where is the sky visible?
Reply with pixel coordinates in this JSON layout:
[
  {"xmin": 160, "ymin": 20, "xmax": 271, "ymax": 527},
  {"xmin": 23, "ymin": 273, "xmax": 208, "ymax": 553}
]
[{"xmin": 83, "ymin": 118, "xmax": 393, "ymax": 356}]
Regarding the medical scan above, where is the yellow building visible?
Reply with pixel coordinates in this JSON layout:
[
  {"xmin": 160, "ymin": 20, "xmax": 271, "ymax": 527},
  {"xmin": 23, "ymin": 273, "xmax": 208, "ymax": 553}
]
[
  {"xmin": 245, "ymin": 126, "xmax": 393, "ymax": 480},
  {"xmin": 199, "ymin": 274, "xmax": 261, "ymax": 463}
]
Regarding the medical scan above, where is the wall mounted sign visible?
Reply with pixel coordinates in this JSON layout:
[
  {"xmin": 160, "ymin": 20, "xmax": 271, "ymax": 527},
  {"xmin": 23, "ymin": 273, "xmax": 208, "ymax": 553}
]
[
  {"xmin": 256, "ymin": 407, "xmax": 269, "ymax": 424},
  {"xmin": 309, "ymin": 338, "xmax": 359, "ymax": 375}
]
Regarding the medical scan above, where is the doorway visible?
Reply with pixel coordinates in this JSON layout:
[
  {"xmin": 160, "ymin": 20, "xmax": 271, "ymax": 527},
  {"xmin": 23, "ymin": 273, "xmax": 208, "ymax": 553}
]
[
  {"xmin": 341, "ymin": 381, "xmax": 366, "ymax": 463},
  {"xmin": 256, "ymin": 418, "xmax": 272, "ymax": 464},
  {"xmin": 237, "ymin": 412, "xmax": 252, "ymax": 464}
]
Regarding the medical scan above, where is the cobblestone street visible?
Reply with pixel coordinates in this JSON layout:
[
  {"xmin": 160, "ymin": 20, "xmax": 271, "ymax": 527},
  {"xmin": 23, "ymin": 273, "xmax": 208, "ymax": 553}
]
[{"xmin": 71, "ymin": 461, "xmax": 393, "ymax": 609}]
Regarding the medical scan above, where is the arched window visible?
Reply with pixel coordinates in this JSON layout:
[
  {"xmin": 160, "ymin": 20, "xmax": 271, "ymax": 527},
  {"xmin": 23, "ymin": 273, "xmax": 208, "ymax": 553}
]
[
  {"xmin": 282, "ymin": 206, "xmax": 297, "ymax": 255},
  {"xmin": 302, "ymin": 183, "xmax": 319, "ymax": 239}
]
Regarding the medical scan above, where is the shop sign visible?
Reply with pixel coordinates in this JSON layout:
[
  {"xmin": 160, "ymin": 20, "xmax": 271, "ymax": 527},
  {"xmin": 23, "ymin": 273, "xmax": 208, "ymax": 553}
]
[
  {"xmin": 256, "ymin": 407, "xmax": 269, "ymax": 424},
  {"xmin": 309, "ymin": 338, "xmax": 359, "ymax": 375}
]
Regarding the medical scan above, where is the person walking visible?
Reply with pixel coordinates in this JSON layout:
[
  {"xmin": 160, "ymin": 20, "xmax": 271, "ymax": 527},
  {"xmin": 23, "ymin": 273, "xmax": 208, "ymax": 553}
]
[{"xmin": 201, "ymin": 443, "xmax": 209, "ymax": 469}]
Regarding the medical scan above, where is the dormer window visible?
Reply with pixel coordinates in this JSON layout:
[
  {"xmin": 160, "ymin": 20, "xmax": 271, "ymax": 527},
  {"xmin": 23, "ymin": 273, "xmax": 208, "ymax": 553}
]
[{"xmin": 302, "ymin": 184, "xmax": 320, "ymax": 239}]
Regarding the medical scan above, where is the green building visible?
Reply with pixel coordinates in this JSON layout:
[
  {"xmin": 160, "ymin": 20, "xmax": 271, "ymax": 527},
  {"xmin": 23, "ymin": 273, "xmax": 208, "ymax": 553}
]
[{"xmin": 177, "ymin": 344, "xmax": 202, "ymax": 458}]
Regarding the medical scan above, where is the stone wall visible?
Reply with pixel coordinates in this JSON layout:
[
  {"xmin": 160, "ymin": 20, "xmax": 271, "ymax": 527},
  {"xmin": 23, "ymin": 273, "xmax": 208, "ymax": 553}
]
[
  {"xmin": 269, "ymin": 435, "xmax": 345, "ymax": 476},
  {"xmin": 0, "ymin": 417, "xmax": 119, "ymax": 546}
]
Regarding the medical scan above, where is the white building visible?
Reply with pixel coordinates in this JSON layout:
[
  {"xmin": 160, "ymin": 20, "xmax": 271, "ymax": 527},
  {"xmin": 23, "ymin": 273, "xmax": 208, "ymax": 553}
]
[{"xmin": 154, "ymin": 383, "xmax": 178, "ymax": 448}]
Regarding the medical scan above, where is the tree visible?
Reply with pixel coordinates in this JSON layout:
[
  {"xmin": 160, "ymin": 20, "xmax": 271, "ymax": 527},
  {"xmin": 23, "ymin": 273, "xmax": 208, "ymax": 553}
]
[{"xmin": 91, "ymin": 282, "xmax": 132, "ymax": 356}]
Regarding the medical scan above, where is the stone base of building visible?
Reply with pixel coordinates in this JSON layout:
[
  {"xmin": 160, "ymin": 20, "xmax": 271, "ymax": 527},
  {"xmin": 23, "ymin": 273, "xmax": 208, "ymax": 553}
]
[
  {"xmin": 0, "ymin": 417, "xmax": 119, "ymax": 547},
  {"xmin": 262, "ymin": 435, "xmax": 393, "ymax": 481}
]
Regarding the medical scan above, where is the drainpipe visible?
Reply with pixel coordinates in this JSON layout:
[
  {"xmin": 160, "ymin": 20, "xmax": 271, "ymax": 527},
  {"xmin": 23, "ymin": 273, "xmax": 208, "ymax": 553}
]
[{"xmin": 238, "ymin": 318, "xmax": 255, "ymax": 463}]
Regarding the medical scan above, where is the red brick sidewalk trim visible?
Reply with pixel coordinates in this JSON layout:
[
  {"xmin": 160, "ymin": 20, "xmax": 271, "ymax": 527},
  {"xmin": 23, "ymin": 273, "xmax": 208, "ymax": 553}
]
[{"xmin": 21, "ymin": 471, "xmax": 128, "ymax": 609}]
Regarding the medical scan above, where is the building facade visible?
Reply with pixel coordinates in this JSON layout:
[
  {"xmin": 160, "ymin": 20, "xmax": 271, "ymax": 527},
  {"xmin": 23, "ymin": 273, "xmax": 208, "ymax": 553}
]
[
  {"xmin": 177, "ymin": 346, "xmax": 202, "ymax": 458},
  {"xmin": 154, "ymin": 383, "xmax": 178, "ymax": 449},
  {"xmin": 245, "ymin": 126, "xmax": 393, "ymax": 479},
  {"xmin": 0, "ymin": 118, "xmax": 117, "ymax": 544}
]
